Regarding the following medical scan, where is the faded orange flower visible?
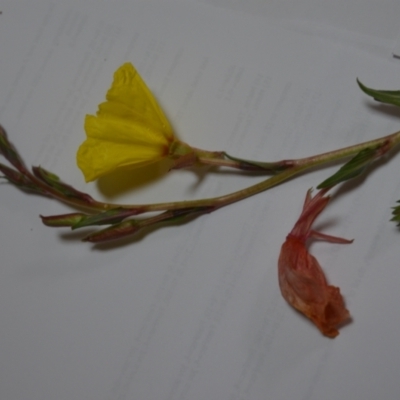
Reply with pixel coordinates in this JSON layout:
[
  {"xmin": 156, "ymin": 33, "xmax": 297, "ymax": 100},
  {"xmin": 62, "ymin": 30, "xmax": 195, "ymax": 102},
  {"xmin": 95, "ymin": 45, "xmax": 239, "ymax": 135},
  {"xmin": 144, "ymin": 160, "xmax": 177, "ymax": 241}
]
[{"xmin": 278, "ymin": 189, "xmax": 353, "ymax": 338}]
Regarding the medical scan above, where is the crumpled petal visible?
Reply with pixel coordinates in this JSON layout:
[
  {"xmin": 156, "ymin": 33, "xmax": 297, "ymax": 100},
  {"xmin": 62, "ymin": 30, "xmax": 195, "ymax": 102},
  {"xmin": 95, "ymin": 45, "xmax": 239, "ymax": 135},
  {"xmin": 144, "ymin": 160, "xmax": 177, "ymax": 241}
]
[
  {"xmin": 279, "ymin": 236, "xmax": 350, "ymax": 338},
  {"xmin": 278, "ymin": 189, "xmax": 352, "ymax": 338},
  {"xmin": 77, "ymin": 63, "xmax": 175, "ymax": 182}
]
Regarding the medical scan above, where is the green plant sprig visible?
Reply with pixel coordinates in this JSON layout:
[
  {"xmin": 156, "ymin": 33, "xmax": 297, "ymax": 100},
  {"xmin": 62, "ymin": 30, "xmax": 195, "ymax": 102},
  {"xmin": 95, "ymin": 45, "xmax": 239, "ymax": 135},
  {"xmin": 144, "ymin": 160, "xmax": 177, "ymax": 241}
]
[{"xmin": 2, "ymin": 80, "xmax": 400, "ymax": 242}]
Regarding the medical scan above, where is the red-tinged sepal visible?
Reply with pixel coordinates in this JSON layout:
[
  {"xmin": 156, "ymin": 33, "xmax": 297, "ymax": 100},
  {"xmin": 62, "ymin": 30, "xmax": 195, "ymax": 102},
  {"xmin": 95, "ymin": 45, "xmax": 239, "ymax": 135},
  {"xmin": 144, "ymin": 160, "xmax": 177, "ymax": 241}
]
[
  {"xmin": 0, "ymin": 163, "xmax": 47, "ymax": 195},
  {"xmin": 41, "ymin": 213, "xmax": 87, "ymax": 227},
  {"xmin": 71, "ymin": 208, "xmax": 141, "ymax": 229},
  {"xmin": 32, "ymin": 166, "xmax": 96, "ymax": 205},
  {"xmin": 309, "ymin": 230, "xmax": 353, "ymax": 244},
  {"xmin": 82, "ymin": 220, "xmax": 140, "ymax": 243},
  {"xmin": 0, "ymin": 126, "xmax": 26, "ymax": 170}
]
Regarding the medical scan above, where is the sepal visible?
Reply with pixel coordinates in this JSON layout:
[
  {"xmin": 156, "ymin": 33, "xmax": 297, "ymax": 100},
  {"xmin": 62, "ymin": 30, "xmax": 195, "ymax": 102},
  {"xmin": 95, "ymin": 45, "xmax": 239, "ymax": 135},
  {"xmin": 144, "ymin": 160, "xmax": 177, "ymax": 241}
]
[{"xmin": 32, "ymin": 166, "xmax": 96, "ymax": 205}]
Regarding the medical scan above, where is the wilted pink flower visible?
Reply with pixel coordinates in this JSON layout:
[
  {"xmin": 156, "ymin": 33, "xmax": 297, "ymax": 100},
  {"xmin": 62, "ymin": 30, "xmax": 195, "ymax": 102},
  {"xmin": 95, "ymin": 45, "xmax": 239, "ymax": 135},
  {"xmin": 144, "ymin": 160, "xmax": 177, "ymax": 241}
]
[{"xmin": 278, "ymin": 189, "xmax": 353, "ymax": 338}]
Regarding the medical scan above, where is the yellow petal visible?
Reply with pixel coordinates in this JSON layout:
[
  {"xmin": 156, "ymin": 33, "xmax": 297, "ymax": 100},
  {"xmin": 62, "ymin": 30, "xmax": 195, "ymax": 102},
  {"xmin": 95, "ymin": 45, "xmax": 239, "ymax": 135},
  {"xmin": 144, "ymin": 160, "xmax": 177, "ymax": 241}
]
[
  {"xmin": 77, "ymin": 63, "xmax": 174, "ymax": 182},
  {"xmin": 77, "ymin": 115, "xmax": 169, "ymax": 182},
  {"xmin": 100, "ymin": 62, "xmax": 174, "ymax": 140}
]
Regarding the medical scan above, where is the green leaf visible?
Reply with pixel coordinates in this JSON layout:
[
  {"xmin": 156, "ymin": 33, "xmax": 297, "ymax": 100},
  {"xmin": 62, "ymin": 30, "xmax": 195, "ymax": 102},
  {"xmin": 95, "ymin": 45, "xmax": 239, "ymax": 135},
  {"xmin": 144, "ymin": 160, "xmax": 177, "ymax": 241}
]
[
  {"xmin": 317, "ymin": 147, "xmax": 380, "ymax": 189},
  {"xmin": 223, "ymin": 152, "xmax": 290, "ymax": 173},
  {"xmin": 391, "ymin": 201, "xmax": 400, "ymax": 226},
  {"xmin": 357, "ymin": 79, "xmax": 400, "ymax": 108}
]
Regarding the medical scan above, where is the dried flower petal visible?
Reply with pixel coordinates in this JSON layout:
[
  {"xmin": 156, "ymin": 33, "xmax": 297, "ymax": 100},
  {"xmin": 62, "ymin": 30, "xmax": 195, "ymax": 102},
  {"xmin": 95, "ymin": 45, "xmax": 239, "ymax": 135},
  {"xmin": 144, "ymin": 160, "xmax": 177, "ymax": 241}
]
[{"xmin": 278, "ymin": 189, "xmax": 352, "ymax": 338}]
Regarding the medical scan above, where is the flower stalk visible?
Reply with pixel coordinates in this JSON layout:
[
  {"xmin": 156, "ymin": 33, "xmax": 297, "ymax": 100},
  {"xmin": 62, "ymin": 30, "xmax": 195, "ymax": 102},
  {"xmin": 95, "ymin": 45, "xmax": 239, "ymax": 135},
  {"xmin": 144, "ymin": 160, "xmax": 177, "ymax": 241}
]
[
  {"xmin": 2, "ymin": 77, "xmax": 400, "ymax": 243},
  {"xmin": 2, "ymin": 122, "xmax": 399, "ymax": 242}
]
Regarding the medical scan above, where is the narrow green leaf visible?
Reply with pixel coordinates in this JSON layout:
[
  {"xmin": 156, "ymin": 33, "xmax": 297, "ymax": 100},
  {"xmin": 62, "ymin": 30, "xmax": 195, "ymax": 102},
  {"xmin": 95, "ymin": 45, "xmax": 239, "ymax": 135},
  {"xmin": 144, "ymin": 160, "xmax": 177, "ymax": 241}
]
[
  {"xmin": 391, "ymin": 201, "xmax": 400, "ymax": 226},
  {"xmin": 357, "ymin": 79, "xmax": 400, "ymax": 108},
  {"xmin": 223, "ymin": 152, "xmax": 290, "ymax": 173},
  {"xmin": 317, "ymin": 147, "xmax": 380, "ymax": 189}
]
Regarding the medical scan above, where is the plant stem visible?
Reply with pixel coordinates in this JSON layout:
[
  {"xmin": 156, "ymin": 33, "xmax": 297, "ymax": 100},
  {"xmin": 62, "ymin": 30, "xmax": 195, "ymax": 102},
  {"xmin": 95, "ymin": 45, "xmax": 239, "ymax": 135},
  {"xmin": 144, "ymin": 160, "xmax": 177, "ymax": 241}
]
[
  {"xmin": 100, "ymin": 129, "xmax": 400, "ymax": 213},
  {"xmin": 4, "ymin": 127, "xmax": 400, "ymax": 216}
]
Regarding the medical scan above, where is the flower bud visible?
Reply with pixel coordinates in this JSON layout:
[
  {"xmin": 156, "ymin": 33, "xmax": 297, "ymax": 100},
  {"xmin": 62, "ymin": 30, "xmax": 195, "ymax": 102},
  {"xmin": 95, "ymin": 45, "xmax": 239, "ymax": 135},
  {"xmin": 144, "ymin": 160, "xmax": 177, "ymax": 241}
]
[{"xmin": 41, "ymin": 213, "xmax": 87, "ymax": 227}]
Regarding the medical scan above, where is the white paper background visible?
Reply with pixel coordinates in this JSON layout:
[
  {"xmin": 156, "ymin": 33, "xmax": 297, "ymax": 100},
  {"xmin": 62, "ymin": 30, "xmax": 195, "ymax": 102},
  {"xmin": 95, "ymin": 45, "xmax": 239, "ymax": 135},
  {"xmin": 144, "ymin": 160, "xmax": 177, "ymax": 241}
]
[{"xmin": 1, "ymin": 1, "xmax": 400, "ymax": 399}]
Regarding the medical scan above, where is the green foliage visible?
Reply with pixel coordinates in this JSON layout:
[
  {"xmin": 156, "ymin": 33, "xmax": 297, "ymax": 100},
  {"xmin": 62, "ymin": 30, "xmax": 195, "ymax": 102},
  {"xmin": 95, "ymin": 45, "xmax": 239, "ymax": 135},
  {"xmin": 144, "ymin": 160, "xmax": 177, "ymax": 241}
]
[
  {"xmin": 317, "ymin": 146, "xmax": 382, "ymax": 189},
  {"xmin": 391, "ymin": 202, "xmax": 400, "ymax": 226},
  {"xmin": 357, "ymin": 79, "xmax": 400, "ymax": 108},
  {"xmin": 223, "ymin": 152, "xmax": 291, "ymax": 173}
]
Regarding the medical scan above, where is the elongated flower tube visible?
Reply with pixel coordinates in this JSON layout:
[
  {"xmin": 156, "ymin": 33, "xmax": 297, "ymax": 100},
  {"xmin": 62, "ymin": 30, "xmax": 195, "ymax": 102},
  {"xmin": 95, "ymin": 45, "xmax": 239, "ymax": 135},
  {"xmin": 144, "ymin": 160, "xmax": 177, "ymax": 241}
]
[
  {"xmin": 278, "ymin": 189, "xmax": 353, "ymax": 338},
  {"xmin": 77, "ymin": 63, "xmax": 193, "ymax": 182}
]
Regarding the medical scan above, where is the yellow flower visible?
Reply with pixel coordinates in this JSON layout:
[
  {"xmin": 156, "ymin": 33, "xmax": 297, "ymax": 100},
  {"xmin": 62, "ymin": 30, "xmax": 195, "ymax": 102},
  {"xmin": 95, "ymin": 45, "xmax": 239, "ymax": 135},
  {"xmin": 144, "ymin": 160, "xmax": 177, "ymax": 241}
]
[{"xmin": 77, "ymin": 63, "xmax": 191, "ymax": 182}]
